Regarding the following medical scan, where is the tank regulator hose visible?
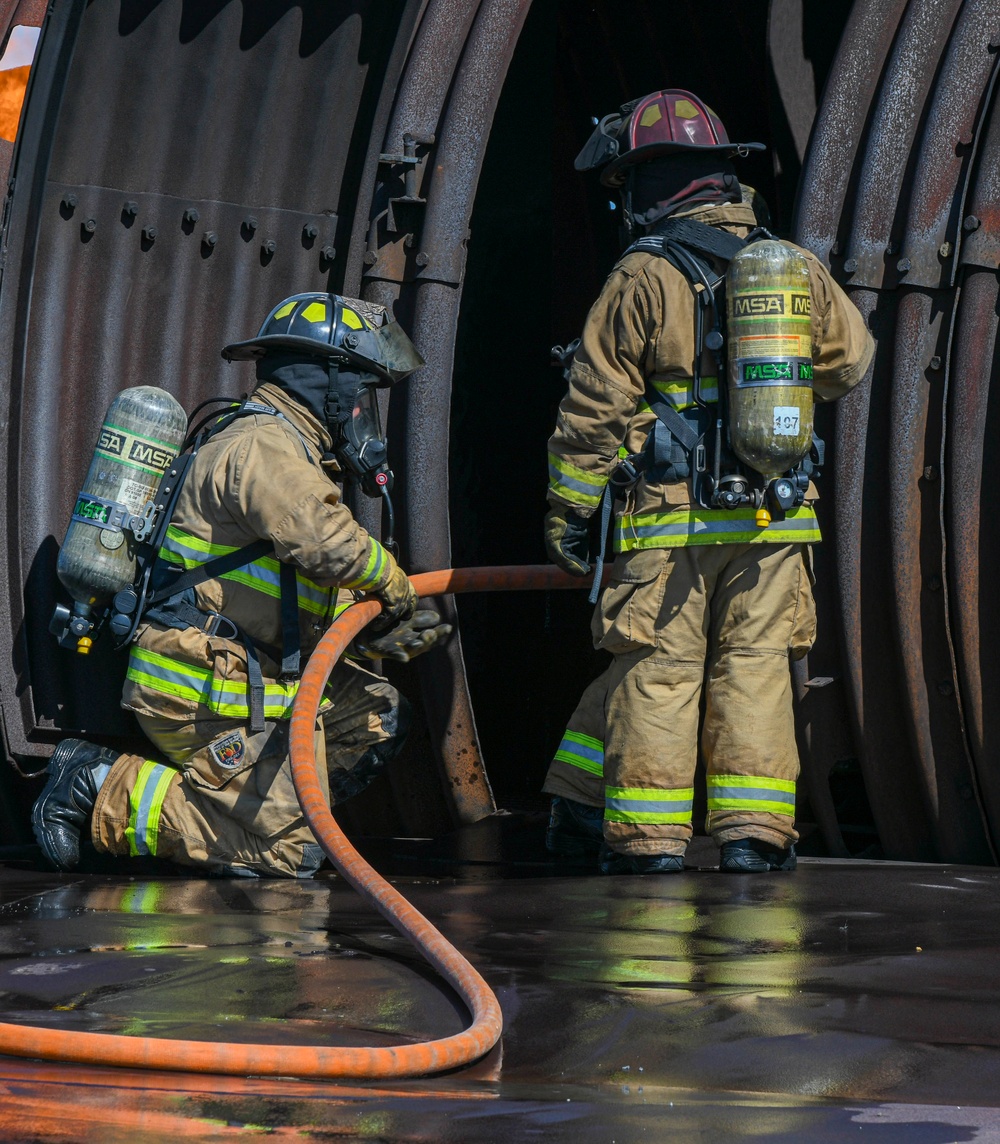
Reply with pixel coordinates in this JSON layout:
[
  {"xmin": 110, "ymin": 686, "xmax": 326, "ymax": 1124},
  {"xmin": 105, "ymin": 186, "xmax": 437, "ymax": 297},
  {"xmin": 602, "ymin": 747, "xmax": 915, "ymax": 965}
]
[{"xmin": 0, "ymin": 564, "xmax": 590, "ymax": 1079}]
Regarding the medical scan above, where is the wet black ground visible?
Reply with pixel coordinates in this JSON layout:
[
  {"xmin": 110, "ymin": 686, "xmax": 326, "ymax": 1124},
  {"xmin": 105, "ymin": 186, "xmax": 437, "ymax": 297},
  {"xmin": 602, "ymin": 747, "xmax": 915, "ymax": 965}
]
[{"xmin": 0, "ymin": 817, "xmax": 998, "ymax": 1142}]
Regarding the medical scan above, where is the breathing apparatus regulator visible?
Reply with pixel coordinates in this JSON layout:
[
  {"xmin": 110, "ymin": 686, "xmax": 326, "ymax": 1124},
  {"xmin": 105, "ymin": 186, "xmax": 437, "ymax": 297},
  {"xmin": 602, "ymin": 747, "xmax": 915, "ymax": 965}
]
[{"xmin": 51, "ymin": 292, "xmax": 423, "ymax": 656}]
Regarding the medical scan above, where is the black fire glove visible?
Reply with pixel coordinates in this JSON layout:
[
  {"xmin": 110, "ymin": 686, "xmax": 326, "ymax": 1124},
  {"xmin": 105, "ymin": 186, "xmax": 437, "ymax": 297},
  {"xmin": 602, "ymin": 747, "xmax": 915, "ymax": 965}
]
[
  {"xmin": 354, "ymin": 610, "xmax": 453, "ymax": 663},
  {"xmin": 544, "ymin": 506, "xmax": 592, "ymax": 577}
]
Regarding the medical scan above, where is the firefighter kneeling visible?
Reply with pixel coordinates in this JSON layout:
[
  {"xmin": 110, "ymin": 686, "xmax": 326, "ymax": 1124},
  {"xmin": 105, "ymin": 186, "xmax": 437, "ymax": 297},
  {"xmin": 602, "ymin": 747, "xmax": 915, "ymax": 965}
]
[
  {"xmin": 34, "ymin": 293, "xmax": 450, "ymax": 878},
  {"xmin": 543, "ymin": 90, "xmax": 874, "ymax": 874}
]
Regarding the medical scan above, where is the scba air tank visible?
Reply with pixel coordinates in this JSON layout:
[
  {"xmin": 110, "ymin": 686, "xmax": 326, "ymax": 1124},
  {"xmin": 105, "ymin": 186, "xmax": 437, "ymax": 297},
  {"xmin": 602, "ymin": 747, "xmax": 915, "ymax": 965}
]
[
  {"xmin": 726, "ymin": 240, "xmax": 814, "ymax": 524},
  {"xmin": 55, "ymin": 386, "xmax": 187, "ymax": 651}
]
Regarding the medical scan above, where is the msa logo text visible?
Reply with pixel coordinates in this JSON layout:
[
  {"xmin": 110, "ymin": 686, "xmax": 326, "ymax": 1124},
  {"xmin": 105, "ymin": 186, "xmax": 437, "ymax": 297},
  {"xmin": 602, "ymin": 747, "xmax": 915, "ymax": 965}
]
[
  {"xmin": 129, "ymin": 441, "xmax": 174, "ymax": 470},
  {"xmin": 733, "ymin": 293, "xmax": 811, "ymax": 317},
  {"xmin": 743, "ymin": 361, "xmax": 792, "ymax": 382},
  {"xmin": 98, "ymin": 428, "xmax": 127, "ymax": 456}
]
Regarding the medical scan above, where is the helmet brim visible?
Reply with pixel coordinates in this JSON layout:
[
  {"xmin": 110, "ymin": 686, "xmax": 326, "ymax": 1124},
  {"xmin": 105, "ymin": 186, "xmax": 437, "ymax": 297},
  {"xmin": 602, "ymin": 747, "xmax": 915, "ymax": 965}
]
[
  {"xmin": 222, "ymin": 327, "xmax": 424, "ymax": 386},
  {"xmin": 601, "ymin": 140, "xmax": 766, "ymax": 186}
]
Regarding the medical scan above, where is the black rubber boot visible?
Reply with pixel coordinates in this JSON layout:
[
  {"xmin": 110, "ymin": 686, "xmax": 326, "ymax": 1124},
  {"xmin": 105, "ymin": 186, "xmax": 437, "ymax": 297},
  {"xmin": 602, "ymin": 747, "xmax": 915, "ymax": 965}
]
[
  {"xmin": 719, "ymin": 838, "xmax": 797, "ymax": 872},
  {"xmin": 598, "ymin": 843, "xmax": 685, "ymax": 875},
  {"xmin": 545, "ymin": 796, "xmax": 604, "ymax": 861},
  {"xmin": 31, "ymin": 738, "xmax": 121, "ymax": 871}
]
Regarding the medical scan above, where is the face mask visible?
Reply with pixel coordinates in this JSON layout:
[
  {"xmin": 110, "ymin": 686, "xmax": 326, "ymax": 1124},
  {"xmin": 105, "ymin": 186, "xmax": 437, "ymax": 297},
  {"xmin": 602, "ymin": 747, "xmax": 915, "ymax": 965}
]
[{"xmin": 336, "ymin": 383, "xmax": 392, "ymax": 498}]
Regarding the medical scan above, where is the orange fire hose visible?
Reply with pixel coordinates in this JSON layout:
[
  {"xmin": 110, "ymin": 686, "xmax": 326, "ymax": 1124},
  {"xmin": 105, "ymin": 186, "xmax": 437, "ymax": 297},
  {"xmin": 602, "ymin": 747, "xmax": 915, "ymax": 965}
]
[{"xmin": 0, "ymin": 564, "xmax": 588, "ymax": 1079}]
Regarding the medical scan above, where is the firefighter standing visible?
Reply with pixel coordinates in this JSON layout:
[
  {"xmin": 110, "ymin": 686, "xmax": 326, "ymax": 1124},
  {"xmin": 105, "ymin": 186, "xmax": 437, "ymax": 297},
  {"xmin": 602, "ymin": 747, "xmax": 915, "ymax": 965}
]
[
  {"xmin": 542, "ymin": 91, "xmax": 874, "ymax": 874},
  {"xmin": 33, "ymin": 293, "xmax": 449, "ymax": 878}
]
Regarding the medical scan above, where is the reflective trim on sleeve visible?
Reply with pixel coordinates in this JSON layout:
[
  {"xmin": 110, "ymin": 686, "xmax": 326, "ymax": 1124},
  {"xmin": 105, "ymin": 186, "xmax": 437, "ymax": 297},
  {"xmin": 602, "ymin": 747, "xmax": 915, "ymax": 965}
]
[
  {"xmin": 604, "ymin": 785, "xmax": 695, "ymax": 824},
  {"xmin": 340, "ymin": 539, "xmax": 387, "ymax": 591},
  {"xmin": 125, "ymin": 760, "xmax": 177, "ymax": 857},
  {"xmin": 553, "ymin": 730, "xmax": 605, "ymax": 777},
  {"xmin": 707, "ymin": 773, "xmax": 796, "ymax": 817},
  {"xmin": 127, "ymin": 646, "xmax": 299, "ymax": 720},
  {"xmin": 615, "ymin": 506, "xmax": 821, "ymax": 550},
  {"xmin": 548, "ymin": 454, "xmax": 609, "ymax": 508}
]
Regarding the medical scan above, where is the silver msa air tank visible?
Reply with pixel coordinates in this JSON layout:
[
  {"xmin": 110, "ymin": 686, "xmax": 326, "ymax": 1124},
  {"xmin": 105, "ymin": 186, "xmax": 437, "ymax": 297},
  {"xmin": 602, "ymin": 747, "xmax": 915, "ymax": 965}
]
[{"xmin": 55, "ymin": 386, "xmax": 187, "ymax": 653}]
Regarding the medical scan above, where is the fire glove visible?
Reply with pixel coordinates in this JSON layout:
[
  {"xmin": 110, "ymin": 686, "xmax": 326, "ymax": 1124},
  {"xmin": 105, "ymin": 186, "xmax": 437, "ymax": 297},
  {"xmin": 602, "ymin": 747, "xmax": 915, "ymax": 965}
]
[
  {"xmin": 368, "ymin": 560, "xmax": 418, "ymax": 631},
  {"xmin": 544, "ymin": 505, "xmax": 592, "ymax": 577},
  {"xmin": 354, "ymin": 610, "xmax": 453, "ymax": 663}
]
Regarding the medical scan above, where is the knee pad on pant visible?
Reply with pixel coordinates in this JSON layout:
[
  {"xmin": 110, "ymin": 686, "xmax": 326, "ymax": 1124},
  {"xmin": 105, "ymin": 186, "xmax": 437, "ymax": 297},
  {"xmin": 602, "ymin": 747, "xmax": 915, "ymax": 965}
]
[{"xmin": 329, "ymin": 695, "xmax": 412, "ymax": 804}]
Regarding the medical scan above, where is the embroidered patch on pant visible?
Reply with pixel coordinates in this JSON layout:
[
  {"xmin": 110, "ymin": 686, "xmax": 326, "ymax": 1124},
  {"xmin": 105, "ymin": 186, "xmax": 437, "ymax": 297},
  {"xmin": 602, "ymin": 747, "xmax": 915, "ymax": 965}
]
[{"xmin": 210, "ymin": 731, "xmax": 246, "ymax": 769}]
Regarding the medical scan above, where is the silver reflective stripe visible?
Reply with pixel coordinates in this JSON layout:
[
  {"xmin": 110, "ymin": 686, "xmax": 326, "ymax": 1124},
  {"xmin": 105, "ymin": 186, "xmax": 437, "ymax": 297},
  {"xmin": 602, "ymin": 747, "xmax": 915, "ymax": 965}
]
[
  {"xmin": 605, "ymin": 794, "xmax": 694, "ymax": 814},
  {"xmin": 620, "ymin": 514, "xmax": 820, "ymax": 540},
  {"xmin": 132, "ymin": 763, "xmax": 174, "ymax": 856},
  {"xmin": 711, "ymin": 786, "xmax": 795, "ymax": 807}
]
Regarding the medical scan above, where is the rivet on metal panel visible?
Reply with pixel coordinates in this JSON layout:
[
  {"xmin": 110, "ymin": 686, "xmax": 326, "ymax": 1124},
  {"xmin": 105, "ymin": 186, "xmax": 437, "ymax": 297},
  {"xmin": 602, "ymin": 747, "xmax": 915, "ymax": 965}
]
[
  {"xmin": 182, "ymin": 208, "xmax": 199, "ymax": 224},
  {"xmin": 243, "ymin": 215, "xmax": 257, "ymax": 231},
  {"xmin": 60, "ymin": 193, "xmax": 77, "ymax": 212},
  {"xmin": 929, "ymin": 356, "xmax": 942, "ymax": 371},
  {"xmin": 886, "ymin": 241, "xmax": 898, "ymax": 255},
  {"xmin": 261, "ymin": 239, "xmax": 276, "ymax": 256},
  {"xmin": 302, "ymin": 224, "xmax": 318, "ymax": 241},
  {"xmin": 202, "ymin": 231, "xmax": 218, "ymax": 249},
  {"xmin": 82, "ymin": 218, "xmax": 96, "ymax": 234},
  {"xmin": 843, "ymin": 257, "xmax": 858, "ymax": 274},
  {"xmin": 897, "ymin": 257, "xmax": 911, "ymax": 273},
  {"xmin": 415, "ymin": 252, "xmax": 429, "ymax": 267},
  {"xmin": 963, "ymin": 215, "xmax": 981, "ymax": 232},
  {"xmin": 923, "ymin": 464, "xmax": 938, "ymax": 481},
  {"xmin": 830, "ymin": 241, "xmax": 841, "ymax": 256},
  {"xmin": 321, "ymin": 245, "xmax": 336, "ymax": 262},
  {"xmin": 141, "ymin": 225, "xmax": 156, "ymax": 242},
  {"xmin": 122, "ymin": 200, "xmax": 138, "ymax": 218},
  {"xmin": 938, "ymin": 242, "xmax": 952, "ymax": 259},
  {"xmin": 937, "ymin": 681, "xmax": 955, "ymax": 697}
]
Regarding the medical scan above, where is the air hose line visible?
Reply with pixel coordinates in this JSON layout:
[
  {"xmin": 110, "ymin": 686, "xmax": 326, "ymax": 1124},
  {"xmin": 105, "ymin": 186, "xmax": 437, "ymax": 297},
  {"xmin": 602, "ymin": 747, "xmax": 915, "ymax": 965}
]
[{"xmin": 0, "ymin": 564, "xmax": 588, "ymax": 1079}]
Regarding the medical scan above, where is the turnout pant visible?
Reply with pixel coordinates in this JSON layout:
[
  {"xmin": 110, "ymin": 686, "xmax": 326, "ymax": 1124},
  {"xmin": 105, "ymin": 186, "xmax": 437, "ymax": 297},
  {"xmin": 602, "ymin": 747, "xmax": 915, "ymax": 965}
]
[
  {"xmin": 92, "ymin": 659, "xmax": 406, "ymax": 877},
  {"xmin": 543, "ymin": 542, "xmax": 816, "ymax": 856}
]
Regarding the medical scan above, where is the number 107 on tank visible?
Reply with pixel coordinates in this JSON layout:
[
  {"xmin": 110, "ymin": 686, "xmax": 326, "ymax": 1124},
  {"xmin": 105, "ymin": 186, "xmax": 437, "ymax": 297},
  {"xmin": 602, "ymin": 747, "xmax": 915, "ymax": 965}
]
[{"xmin": 773, "ymin": 406, "xmax": 800, "ymax": 436}]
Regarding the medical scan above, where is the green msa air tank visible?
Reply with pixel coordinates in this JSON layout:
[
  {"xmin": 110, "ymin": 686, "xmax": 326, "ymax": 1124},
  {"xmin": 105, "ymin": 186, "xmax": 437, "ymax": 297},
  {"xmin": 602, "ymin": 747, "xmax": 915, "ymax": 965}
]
[
  {"xmin": 726, "ymin": 240, "xmax": 814, "ymax": 527},
  {"xmin": 53, "ymin": 386, "xmax": 187, "ymax": 653}
]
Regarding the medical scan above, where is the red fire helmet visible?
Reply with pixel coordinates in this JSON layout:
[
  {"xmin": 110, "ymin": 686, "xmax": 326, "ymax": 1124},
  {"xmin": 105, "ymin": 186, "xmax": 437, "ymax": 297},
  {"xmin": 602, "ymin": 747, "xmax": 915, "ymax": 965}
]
[{"xmin": 575, "ymin": 89, "xmax": 765, "ymax": 188}]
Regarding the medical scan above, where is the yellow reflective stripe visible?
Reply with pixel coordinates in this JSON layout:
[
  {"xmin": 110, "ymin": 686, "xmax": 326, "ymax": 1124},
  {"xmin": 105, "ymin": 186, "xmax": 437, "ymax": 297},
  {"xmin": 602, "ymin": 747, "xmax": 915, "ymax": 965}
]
[
  {"xmin": 637, "ymin": 377, "xmax": 719, "ymax": 414},
  {"xmin": 274, "ymin": 301, "xmax": 295, "ymax": 320},
  {"xmin": 616, "ymin": 506, "xmax": 821, "ymax": 550},
  {"xmin": 548, "ymin": 453, "xmax": 608, "ymax": 507},
  {"xmin": 341, "ymin": 307, "xmax": 364, "ymax": 330},
  {"xmin": 707, "ymin": 774, "xmax": 796, "ymax": 817},
  {"xmin": 126, "ymin": 761, "xmax": 176, "ymax": 857},
  {"xmin": 127, "ymin": 647, "xmax": 300, "ymax": 720},
  {"xmin": 340, "ymin": 540, "xmax": 387, "ymax": 590},
  {"xmin": 604, "ymin": 785, "xmax": 695, "ymax": 825},
  {"xmin": 553, "ymin": 730, "xmax": 604, "ymax": 776},
  {"xmin": 160, "ymin": 526, "xmax": 332, "ymax": 616}
]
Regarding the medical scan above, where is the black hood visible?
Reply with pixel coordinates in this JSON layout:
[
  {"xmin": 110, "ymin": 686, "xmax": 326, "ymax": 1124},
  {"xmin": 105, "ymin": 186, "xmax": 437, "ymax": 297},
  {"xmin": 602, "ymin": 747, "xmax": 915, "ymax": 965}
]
[
  {"xmin": 630, "ymin": 154, "xmax": 741, "ymax": 227},
  {"xmin": 254, "ymin": 352, "xmax": 368, "ymax": 426}
]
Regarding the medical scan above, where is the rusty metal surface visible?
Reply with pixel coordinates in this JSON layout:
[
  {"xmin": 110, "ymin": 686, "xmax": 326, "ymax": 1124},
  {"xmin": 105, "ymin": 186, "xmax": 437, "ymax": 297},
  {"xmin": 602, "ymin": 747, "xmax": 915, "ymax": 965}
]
[
  {"xmin": 791, "ymin": 0, "xmax": 909, "ymax": 264},
  {"xmin": 795, "ymin": 0, "xmax": 1000, "ymax": 862},
  {"xmin": 1, "ymin": 840, "xmax": 1000, "ymax": 1140},
  {"xmin": 841, "ymin": 0, "xmax": 962, "ymax": 290}
]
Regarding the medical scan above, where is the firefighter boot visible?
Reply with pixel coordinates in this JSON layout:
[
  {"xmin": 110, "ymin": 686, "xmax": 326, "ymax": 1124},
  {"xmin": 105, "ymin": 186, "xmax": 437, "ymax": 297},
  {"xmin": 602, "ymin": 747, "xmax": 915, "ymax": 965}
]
[
  {"xmin": 719, "ymin": 838, "xmax": 797, "ymax": 872},
  {"xmin": 32, "ymin": 739, "xmax": 120, "ymax": 871},
  {"xmin": 599, "ymin": 844, "xmax": 685, "ymax": 875},
  {"xmin": 545, "ymin": 796, "xmax": 604, "ymax": 862}
]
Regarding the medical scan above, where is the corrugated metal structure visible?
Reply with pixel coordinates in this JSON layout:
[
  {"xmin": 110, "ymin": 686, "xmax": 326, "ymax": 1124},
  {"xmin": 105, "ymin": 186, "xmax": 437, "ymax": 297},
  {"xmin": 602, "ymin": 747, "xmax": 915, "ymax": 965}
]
[{"xmin": 0, "ymin": 0, "xmax": 998, "ymax": 864}]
